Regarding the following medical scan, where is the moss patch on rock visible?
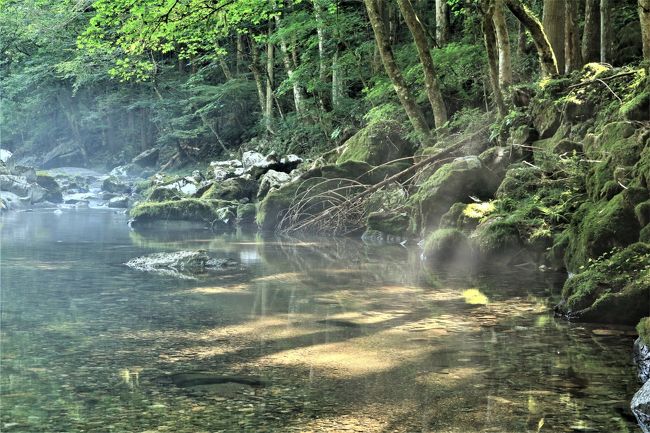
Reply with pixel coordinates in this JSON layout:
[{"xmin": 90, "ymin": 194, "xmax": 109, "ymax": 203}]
[
  {"xmin": 129, "ymin": 198, "xmax": 235, "ymax": 228},
  {"xmin": 336, "ymin": 120, "xmax": 412, "ymax": 166},
  {"xmin": 366, "ymin": 211, "xmax": 411, "ymax": 238},
  {"xmin": 558, "ymin": 242, "xmax": 650, "ymax": 325},
  {"xmin": 35, "ymin": 172, "xmax": 63, "ymax": 203},
  {"xmin": 423, "ymin": 228, "xmax": 472, "ymax": 262},
  {"xmin": 202, "ymin": 177, "xmax": 257, "ymax": 202}
]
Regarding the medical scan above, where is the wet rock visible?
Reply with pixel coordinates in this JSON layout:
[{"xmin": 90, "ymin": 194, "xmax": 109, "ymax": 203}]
[
  {"xmin": 128, "ymin": 198, "xmax": 237, "ymax": 228},
  {"xmin": 35, "ymin": 173, "xmax": 63, "ymax": 203},
  {"xmin": 125, "ymin": 250, "xmax": 238, "ymax": 279},
  {"xmin": 236, "ymin": 203, "xmax": 257, "ymax": 225},
  {"xmin": 0, "ymin": 149, "xmax": 13, "ymax": 164},
  {"xmin": 422, "ymin": 228, "xmax": 472, "ymax": 262},
  {"xmin": 131, "ymin": 148, "xmax": 159, "ymax": 167},
  {"xmin": 364, "ymin": 211, "xmax": 411, "ymax": 241},
  {"xmin": 632, "ymin": 380, "xmax": 650, "ymax": 433},
  {"xmin": 108, "ymin": 196, "xmax": 129, "ymax": 208},
  {"xmin": 257, "ymin": 170, "xmax": 291, "ymax": 200},
  {"xmin": 102, "ymin": 176, "xmax": 130, "ymax": 194},
  {"xmin": 202, "ymin": 177, "xmax": 257, "ymax": 202},
  {"xmin": 634, "ymin": 336, "xmax": 650, "ymax": 384}
]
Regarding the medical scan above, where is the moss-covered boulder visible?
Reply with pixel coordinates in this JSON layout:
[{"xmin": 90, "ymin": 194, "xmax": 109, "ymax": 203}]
[
  {"xmin": 35, "ymin": 172, "xmax": 63, "ymax": 203},
  {"xmin": 422, "ymin": 228, "xmax": 472, "ymax": 262},
  {"xmin": 364, "ymin": 211, "xmax": 411, "ymax": 239},
  {"xmin": 236, "ymin": 203, "xmax": 257, "ymax": 225},
  {"xmin": 410, "ymin": 156, "xmax": 500, "ymax": 232},
  {"xmin": 257, "ymin": 161, "xmax": 406, "ymax": 232},
  {"xmin": 147, "ymin": 186, "xmax": 183, "ymax": 202},
  {"xmin": 621, "ymin": 91, "xmax": 650, "ymax": 121},
  {"xmin": 102, "ymin": 176, "xmax": 130, "ymax": 194},
  {"xmin": 201, "ymin": 177, "xmax": 257, "ymax": 202},
  {"xmin": 584, "ymin": 122, "xmax": 645, "ymax": 200},
  {"xmin": 129, "ymin": 198, "xmax": 236, "ymax": 228},
  {"xmin": 336, "ymin": 121, "xmax": 412, "ymax": 166},
  {"xmin": 530, "ymin": 98, "xmax": 561, "ymax": 139},
  {"xmin": 557, "ymin": 242, "xmax": 650, "ymax": 325},
  {"xmin": 564, "ymin": 188, "xmax": 647, "ymax": 272},
  {"xmin": 469, "ymin": 216, "xmax": 522, "ymax": 256}
]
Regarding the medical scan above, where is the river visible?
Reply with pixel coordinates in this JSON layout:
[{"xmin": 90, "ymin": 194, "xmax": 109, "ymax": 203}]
[{"xmin": 0, "ymin": 208, "xmax": 642, "ymax": 432}]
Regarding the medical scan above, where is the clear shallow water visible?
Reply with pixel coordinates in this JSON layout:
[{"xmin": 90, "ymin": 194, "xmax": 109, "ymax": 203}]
[{"xmin": 0, "ymin": 209, "xmax": 642, "ymax": 433}]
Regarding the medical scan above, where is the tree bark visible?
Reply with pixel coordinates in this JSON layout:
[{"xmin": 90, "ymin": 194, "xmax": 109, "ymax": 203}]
[
  {"xmin": 517, "ymin": 21, "xmax": 527, "ymax": 55},
  {"xmin": 331, "ymin": 48, "xmax": 345, "ymax": 110},
  {"xmin": 236, "ymin": 34, "xmax": 244, "ymax": 76},
  {"xmin": 543, "ymin": 0, "xmax": 565, "ymax": 73},
  {"xmin": 435, "ymin": 0, "xmax": 449, "ymax": 46},
  {"xmin": 582, "ymin": 0, "xmax": 600, "ymax": 63},
  {"xmin": 600, "ymin": 0, "xmax": 611, "ymax": 63},
  {"xmin": 641, "ymin": 0, "xmax": 650, "ymax": 60},
  {"xmin": 274, "ymin": 13, "xmax": 306, "ymax": 116},
  {"xmin": 363, "ymin": 0, "xmax": 431, "ymax": 139},
  {"xmin": 396, "ymin": 0, "xmax": 448, "ymax": 128},
  {"xmin": 505, "ymin": 0, "xmax": 559, "ymax": 77},
  {"xmin": 564, "ymin": 0, "xmax": 582, "ymax": 72},
  {"xmin": 482, "ymin": 0, "xmax": 507, "ymax": 117},
  {"xmin": 266, "ymin": 24, "xmax": 275, "ymax": 132},
  {"xmin": 249, "ymin": 38, "xmax": 266, "ymax": 114},
  {"xmin": 493, "ymin": 0, "xmax": 513, "ymax": 88},
  {"xmin": 313, "ymin": 0, "xmax": 330, "ymax": 110}
]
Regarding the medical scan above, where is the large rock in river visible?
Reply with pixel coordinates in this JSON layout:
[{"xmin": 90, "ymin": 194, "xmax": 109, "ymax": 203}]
[
  {"xmin": 125, "ymin": 250, "xmax": 238, "ymax": 279},
  {"xmin": 633, "ymin": 380, "xmax": 650, "ymax": 433}
]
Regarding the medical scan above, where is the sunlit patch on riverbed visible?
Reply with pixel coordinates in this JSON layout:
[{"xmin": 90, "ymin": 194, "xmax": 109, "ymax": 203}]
[{"xmin": 0, "ymin": 210, "xmax": 640, "ymax": 433}]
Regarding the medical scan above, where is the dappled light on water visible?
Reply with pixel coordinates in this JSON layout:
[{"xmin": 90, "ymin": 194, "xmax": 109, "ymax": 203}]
[{"xmin": 0, "ymin": 210, "xmax": 640, "ymax": 433}]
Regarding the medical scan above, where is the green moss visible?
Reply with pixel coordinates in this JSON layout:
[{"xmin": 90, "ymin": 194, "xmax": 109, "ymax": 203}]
[
  {"xmin": 129, "ymin": 198, "xmax": 234, "ymax": 227},
  {"xmin": 423, "ymin": 228, "xmax": 471, "ymax": 262},
  {"xmin": 236, "ymin": 203, "xmax": 256, "ymax": 224},
  {"xmin": 638, "ymin": 317, "xmax": 650, "ymax": 346},
  {"xmin": 201, "ymin": 178, "xmax": 257, "ymax": 201},
  {"xmin": 636, "ymin": 201, "xmax": 650, "ymax": 227},
  {"xmin": 620, "ymin": 91, "xmax": 650, "ymax": 121},
  {"xmin": 366, "ymin": 212, "xmax": 411, "ymax": 237},
  {"xmin": 565, "ymin": 190, "xmax": 645, "ymax": 272},
  {"xmin": 559, "ymin": 243, "xmax": 650, "ymax": 325},
  {"xmin": 470, "ymin": 217, "xmax": 521, "ymax": 255},
  {"xmin": 147, "ymin": 187, "xmax": 182, "ymax": 202},
  {"xmin": 495, "ymin": 165, "xmax": 542, "ymax": 200},
  {"xmin": 336, "ymin": 121, "xmax": 412, "ymax": 166}
]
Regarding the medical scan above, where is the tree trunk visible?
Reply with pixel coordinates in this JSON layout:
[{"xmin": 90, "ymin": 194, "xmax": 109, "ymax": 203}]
[
  {"xmin": 582, "ymin": 0, "xmax": 600, "ymax": 63},
  {"xmin": 493, "ymin": 0, "xmax": 513, "ymax": 88},
  {"xmin": 517, "ymin": 21, "xmax": 527, "ymax": 55},
  {"xmin": 249, "ymin": 38, "xmax": 266, "ymax": 114},
  {"xmin": 482, "ymin": 0, "xmax": 507, "ymax": 117},
  {"xmin": 363, "ymin": 0, "xmax": 431, "ymax": 139},
  {"xmin": 313, "ymin": 0, "xmax": 330, "ymax": 110},
  {"xmin": 600, "ymin": 0, "xmax": 611, "ymax": 63},
  {"xmin": 331, "ymin": 48, "xmax": 345, "ymax": 110},
  {"xmin": 236, "ymin": 34, "xmax": 244, "ymax": 76},
  {"xmin": 396, "ymin": 0, "xmax": 448, "ymax": 128},
  {"xmin": 505, "ymin": 0, "xmax": 559, "ymax": 77},
  {"xmin": 641, "ymin": 0, "xmax": 650, "ymax": 60},
  {"xmin": 266, "ymin": 24, "xmax": 275, "ymax": 132},
  {"xmin": 435, "ymin": 0, "xmax": 449, "ymax": 46},
  {"xmin": 274, "ymin": 14, "xmax": 306, "ymax": 116},
  {"xmin": 564, "ymin": 0, "xmax": 582, "ymax": 72},
  {"xmin": 542, "ymin": 0, "xmax": 565, "ymax": 74}
]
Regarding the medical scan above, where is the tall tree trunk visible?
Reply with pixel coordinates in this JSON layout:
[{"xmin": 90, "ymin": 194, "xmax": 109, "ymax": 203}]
[
  {"xmin": 505, "ymin": 0, "xmax": 559, "ymax": 77},
  {"xmin": 396, "ymin": 0, "xmax": 448, "ymax": 128},
  {"xmin": 582, "ymin": 0, "xmax": 600, "ymax": 63},
  {"xmin": 543, "ymin": 0, "xmax": 565, "ymax": 73},
  {"xmin": 236, "ymin": 35, "xmax": 244, "ymax": 76},
  {"xmin": 482, "ymin": 0, "xmax": 507, "ymax": 117},
  {"xmin": 363, "ymin": 0, "xmax": 431, "ymax": 139},
  {"xmin": 493, "ymin": 0, "xmax": 513, "ymax": 88},
  {"xmin": 517, "ymin": 21, "xmax": 527, "ymax": 55},
  {"xmin": 249, "ymin": 38, "xmax": 266, "ymax": 114},
  {"xmin": 435, "ymin": 0, "xmax": 449, "ymax": 46},
  {"xmin": 600, "ymin": 0, "xmax": 611, "ymax": 63},
  {"xmin": 313, "ymin": 0, "xmax": 330, "ymax": 110},
  {"xmin": 564, "ymin": 0, "xmax": 582, "ymax": 72},
  {"xmin": 641, "ymin": 0, "xmax": 650, "ymax": 60},
  {"xmin": 274, "ymin": 14, "xmax": 306, "ymax": 116},
  {"xmin": 331, "ymin": 48, "xmax": 345, "ymax": 110},
  {"xmin": 265, "ymin": 24, "xmax": 275, "ymax": 133}
]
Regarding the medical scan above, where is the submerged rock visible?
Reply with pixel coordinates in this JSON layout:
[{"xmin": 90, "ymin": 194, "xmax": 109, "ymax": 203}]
[{"xmin": 125, "ymin": 250, "xmax": 238, "ymax": 279}]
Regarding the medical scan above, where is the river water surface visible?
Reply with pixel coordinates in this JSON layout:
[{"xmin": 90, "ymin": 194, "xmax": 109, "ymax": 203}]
[{"xmin": 0, "ymin": 209, "xmax": 642, "ymax": 432}]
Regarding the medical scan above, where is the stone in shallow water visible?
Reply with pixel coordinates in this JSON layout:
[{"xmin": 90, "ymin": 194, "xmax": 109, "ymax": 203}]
[
  {"xmin": 632, "ymin": 380, "xmax": 650, "ymax": 433},
  {"xmin": 124, "ymin": 250, "xmax": 238, "ymax": 279}
]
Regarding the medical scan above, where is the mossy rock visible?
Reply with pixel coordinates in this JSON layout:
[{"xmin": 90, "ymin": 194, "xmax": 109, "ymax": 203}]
[
  {"xmin": 423, "ymin": 228, "xmax": 472, "ymax": 262},
  {"xmin": 621, "ymin": 92, "xmax": 650, "ymax": 121},
  {"xmin": 636, "ymin": 201, "xmax": 650, "ymax": 227},
  {"xmin": 129, "ymin": 198, "xmax": 235, "ymax": 228},
  {"xmin": 366, "ymin": 211, "xmax": 412, "ymax": 238},
  {"xmin": 638, "ymin": 317, "xmax": 650, "ymax": 346},
  {"xmin": 236, "ymin": 203, "xmax": 257, "ymax": 224},
  {"xmin": 35, "ymin": 173, "xmax": 63, "ymax": 203},
  {"xmin": 410, "ymin": 156, "xmax": 500, "ymax": 233},
  {"xmin": 201, "ymin": 177, "xmax": 257, "ymax": 202},
  {"xmin": 564, "ymin": 189, "xmax": 646, "ymax": 272},
  {"xmin": 102, "ymin": 176, "xmax": 130, "ymax": 194},
  {"xmin": 495, "ymin": 164, "xmax": 542, "ymax": 200},
  {"xmin": 558, "ymin": 242, "xmax": 650, "ymax": 325},
  {"xmin": 469, "ymin": 216, "xmax": 522, "ymax": 256},
  {"xmin": 148, "ymin": 187, "xmax": 183, "ymax": 202},
  {"xmin": 530, "ymin": 99, "xmax": 561, "ymax": 139},
  {"xmin": 336, "ymin": 121, "xmax": 412, "ymax": 166},
  {"xmin": 585, "ymin": 122, "xmax": 644, "ymax": 199}
]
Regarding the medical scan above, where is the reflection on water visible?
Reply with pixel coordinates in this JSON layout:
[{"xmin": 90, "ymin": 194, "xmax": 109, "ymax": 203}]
[{"xmin": 0, "ymin": 209, "xmax": 641, "ymax": 432}]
